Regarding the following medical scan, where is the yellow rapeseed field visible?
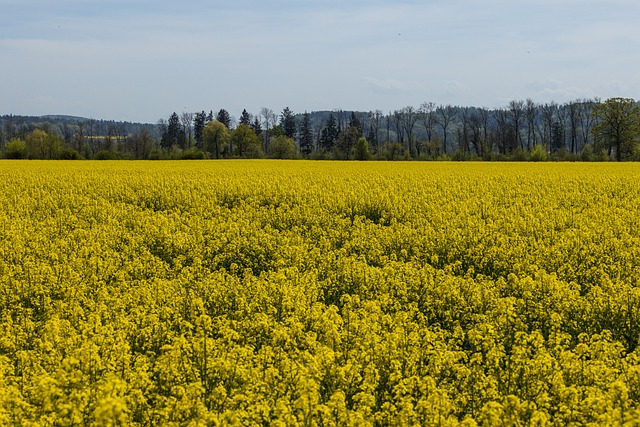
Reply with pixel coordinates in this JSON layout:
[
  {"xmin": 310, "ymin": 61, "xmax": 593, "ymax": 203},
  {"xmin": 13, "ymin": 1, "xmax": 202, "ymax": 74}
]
[{"xmin": 1, "ymin": 160, "xmax": 640, "ymax": 426}]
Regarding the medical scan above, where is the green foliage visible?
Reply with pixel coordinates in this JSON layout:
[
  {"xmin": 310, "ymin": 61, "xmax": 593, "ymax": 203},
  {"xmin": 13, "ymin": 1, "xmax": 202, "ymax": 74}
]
[
  {"xmin": 299, "ymin": 111, "xmax": 314, "ymax": 157},
  {"xmin": 591, "ymin": 97, "xmax": 640, "ymax": 161},
  {"xmin": 549, "ymin": 146, "xmax": 579, "ymax": 162},
  {"xmin": 180, "ymin": 147, "xmax": 206, "ymax": 160},
  {"xmin": 335, "ymin": 127, "xmax": 360, "ymax": 160},
  {"xmin": 193, "ymin": 111, "xmax": 207, "ymax": 149},
  {"xmin": 4, "ymin": 138, "xmax": 27, "ymax": 159},
  {"xmin": 320, "ymin": 113, "xmax": 340, "ymax": 151},
  {"xmin": 382, "ymin": 142, "xmax": 404, "ymax": 160},
  {"xmin": 231, "ymin": 124, "xmax": 263, "ymax": 158},
  {"xmin": 203, "ymin": 120, "xmax": 229, "ymax": 159},
  {"xmin": 94, "ymin": 149, "xmax": 119, "ymax": 160},
  {"xmin": 354, "ymin": 137, "xmax": 370, "ymax": 160},
  {"xmin": 216, "ymin": 108, "xmax": 231, "ymax": 129},
  {"xmin": 451, "ymin": 148, "xmax": 480, "ymax": 161},
  {"xmin": 280, "ymin": 107, "xmax": 297, "ymax": 139},
  {"xmin": 57, "ymin": 147, "xmax": 83, "ymax": 160},
  {"xmin": 239, "ymin": 108, "xmax": 251, "ymax": 126},
  {"xmin": 269, "ymin": 136, "xmax": 297, "ymax": 159},
  {"xmin": 529, "ymin": 143, "xmax": 548, "ymax": 161},
  {"xmin": 162, "ymin": 112, "xmax": 185, "ymax": 149},
  {"xmin": 25, "ymin": 129, "xmax": 50, "ymax": 159}
]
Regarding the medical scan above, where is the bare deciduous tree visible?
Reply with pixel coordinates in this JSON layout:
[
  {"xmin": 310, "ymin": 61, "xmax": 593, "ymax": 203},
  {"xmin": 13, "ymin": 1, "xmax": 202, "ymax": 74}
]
[
  {"xmin": 260, "ymin": 107, "xmax": 277, "ymax": 153},
  {"xmin": 436, "ymin": 104, "xmax": 456, "ymax": 154},
  {"xmin": 525, "ymin": 99, "xmax": 538, "ymax": 150},
  {"xmin": 509, "ymin": 100, "xmax": 525, "ymax": 150},
  {"xmin": 419, "ymin": 102, "xmax": 436, "ymax": 143},
  {"xmin": 399, "ymin": 106, "xmax": 419, "ymax": 156}
]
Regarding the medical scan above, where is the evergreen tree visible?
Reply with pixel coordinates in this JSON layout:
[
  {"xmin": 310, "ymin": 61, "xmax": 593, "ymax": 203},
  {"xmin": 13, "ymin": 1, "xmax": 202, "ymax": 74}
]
[
  {"xmin": 207, "ymin": 110, "xmax": 214, "ymax": 123},
  {"xmin": 250, "ymin": 116, "xmax": 263, "ymax": 137},
  {"xmin": 366, "ymin": 125, "xmax": 377, "ymax": 152},
  {"xmin": 320, "ymin": 113, "xmax": 339, "ymax": 151},
  {"xmin": 280, "ymin": 107, "xmax": 297, "ymax": 139},
  {"xmin": 161, "ymin": 112, "xmax": 185, "ymax": 149},
  {"xmin": 239, "ymin": 109, "xmax": 251, "ymax": 126},
  {"xmin": 216, "ymin": 109, "xmax": 231, "ymax": 129},
  {"xmin": 299, "ymin": 111, "xmax": 314, "ymax": 156},
  {"xmin": 193, "ymin": 111, "xmax": 207, "ymax": 149},
  {"xmin": 349, "ymin": 111, "xmax": 363, "ymax": 137}
]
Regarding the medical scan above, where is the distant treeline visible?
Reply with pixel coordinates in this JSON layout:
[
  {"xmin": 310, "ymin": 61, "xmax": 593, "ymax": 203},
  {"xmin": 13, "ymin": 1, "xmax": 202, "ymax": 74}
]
[{"xmin": 2, "ymin": 97, "xmax": 640, "ymax": 160}]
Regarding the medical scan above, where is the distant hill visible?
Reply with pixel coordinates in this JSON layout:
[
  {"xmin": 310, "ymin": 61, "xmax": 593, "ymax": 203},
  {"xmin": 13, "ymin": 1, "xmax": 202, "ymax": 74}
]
[
  {"xmin": 39, "ymin": 115, "xmax": 89, "ymax": 122},
  {"xmin": 0, "ymin": 114, "xmax": 161, "ymax": 139}
]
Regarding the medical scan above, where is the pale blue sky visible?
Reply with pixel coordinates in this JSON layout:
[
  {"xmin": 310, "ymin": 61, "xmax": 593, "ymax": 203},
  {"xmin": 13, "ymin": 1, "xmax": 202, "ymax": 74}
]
[{"xmin": 1, "ymin": 0, "xmax": 638, "ymax": 123}]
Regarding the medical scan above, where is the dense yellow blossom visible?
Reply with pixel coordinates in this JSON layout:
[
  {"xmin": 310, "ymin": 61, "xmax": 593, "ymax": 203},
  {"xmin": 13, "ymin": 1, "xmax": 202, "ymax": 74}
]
[{"xmin": 1, "ymin": 160, "xmax": 640, "ymax": 425}]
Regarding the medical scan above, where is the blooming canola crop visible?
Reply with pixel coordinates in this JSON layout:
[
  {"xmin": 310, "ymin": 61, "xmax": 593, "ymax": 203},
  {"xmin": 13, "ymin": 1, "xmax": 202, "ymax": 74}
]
[{"xmin": 1, "ymin": 160, "xmax": 640, "ymax": 425}]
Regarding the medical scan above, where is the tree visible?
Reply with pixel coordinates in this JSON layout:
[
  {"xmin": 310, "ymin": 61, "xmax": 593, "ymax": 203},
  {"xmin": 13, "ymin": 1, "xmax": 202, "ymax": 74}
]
[
  {"xmin": 269, "ymin": 136, "xmax": 297, "ymax": 159},
  {"xmin": 591, "ymin": 97, "xmax": 640, "ymax": 161},
  {"xmin": 203, "ymin": 120, "xmax": 229, "ymax": 159},
  {"xmin": 193, "ymin": 111, "xmax": 207, "ymax": 149},
  {"xmin": 280, "ymin": 107, "xmax": 297, "ymax": 139},
  {"xmin": 348, "ymin": 112, "xmax": 363, "ymax": 137},
  {"xmin": 392, "ymin": 110, "xmax": 404, "ymax": 146},
  {"xmin": 298, "ymin": 111, "xmax": 314, "ymax": 156},
  {"xmin": 551, "ymin": 121, "xmax": 564, "ymax": 153},
  {"xmin": 269, "ymin": 124, "xmax": 285, "ymax": 138},
  {"xmin": 458, "ymin": 108, "xmax": 472, "ymax": 154},
  {"xmin": 525, "ymin": 99, "xmax": 538, "ymax": 151},
  {"xmin": 398, "ymin": 106, "xmax": 419, "ymax": 156},
  {"xmin": 541, "ymin": 102, "xmax": 557, "ymax": 152},
  {"xmin": 126, "ymin": 128, "xmax": 155, "ymax": 159},
  {"xmin": 250, "ymin": 116, "xmax": 262, "ymax": 137},
  {"xmin": 231, "ymin": 124, "xmax": 263, "ymax": 158},
  {"xmin": 320, "ymin": 113, "xmax": 340, "ymax": 152},
  {"xmin": 161, "ymin": 112, "xmax": 185, "ymax": 149},
  {"xmin": 354, "ymin": 137, "xmax": 370, "ymax": 160},
  {"xmin": 567, "ymin": 100, "xmax": 580, "ymax": 154},
  {"xmin": 468, "ymin": 110, "xmax": 483, "ymax": 156},
  {"xmin": 216, "ymin": 109, "xmax": 231, "ymax": 129},
  {"xmin": 239, "ymin": 109, "xmax": 252, "ymax": 126},
  {"xmin": 2, "ymin": 116, "xmax": 14, "ymax": 143},
  {"xmin": 555, "ymin": 105, "xmax": 568, "ymax": 152},
  {"xmin": 475, "ymin": 107, "xmax": 492, "ymax": 157},
  {"xmin": 4, "ymin": 138, "xmax": 27, "ymax": 159},
  {"xmin": 181, "ymin": 112, "xmax": 194, "ymax": 149},
  {"xmin": 368, "ymin": 110, "xmax": 383, "ymax": 153},
  {"xmin": 419, "ymin": 102, "xmax": 437, "ymax": 145},
  {"xmin": 335, "ymin": 126, "xmax": 360, "ymax": 159},
  {"xmin": 334, "ymin": 109, "xmax": 349, "ymax": 133},
  {"xmin": 58, "ymin": 122, "xmax": 74, "ymax": 147},
  {"xmin": 494, "ymin": 108, "xmax": 515, "ymax": 154},
  {"xmin": 509, "ymin": 100, "xmax": 525, "ymax": 150},
  {"xmin": 436, "ymin": 105, "xmax": 456, "ymax": 154},
  {"xmin": 578, "ymin": 98, "xmax": 597, "ymax": 151},
  {"xmin": 260, "ymin": 108, "xmax": 277, "ymax": 154},
  {"xmin": 26, "ymin": 129, "xmax": 50, "ymax": 159}
]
